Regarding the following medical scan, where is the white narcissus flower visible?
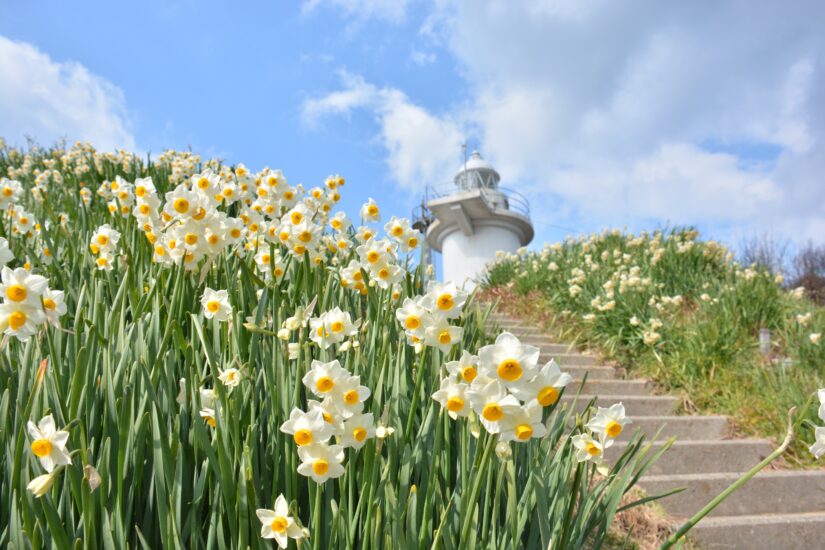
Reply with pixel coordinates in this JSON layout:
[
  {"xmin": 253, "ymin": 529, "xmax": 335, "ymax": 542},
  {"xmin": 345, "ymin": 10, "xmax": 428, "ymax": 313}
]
[
  {"xmin": 255, "ymin": 494, "xmax": 303, "ymax": 547},
  {"xmin": 280, "ymin": 408, "xmax": 333, "ymax": 447},
  {"xmin": 478, "ymin": 332, "xmax": 540, "ymax": 391},
  {"xmin": 586, "ymin": 403, "xmax": 632, "ymax": 439},
  {"xmin": 423, "ymin": 317, "xmax": 463, "ymax": 354},
  {"xmin": 425, "ymin": 281, "xmax": 468, "ymax": 319},
  {"xmin": 302, "ymin": 360, "xmax": 348, "ymax": 398},
  {"xmin": 810, "ymin": 427, "xmax": 825, "ymax": 459},
  {"xmin": 341, "ymin": 412, "xmax": 375, "ymax": 450},
  {"xmin": 432, "ymin": 377, "xmax": 472, "ymax": 419},
  {"xmin": 0, "ymin": 302, "xmax": 46, "ymax": 341},
  {"xmin": 297, "ymin": 443, "xmax": 345, "ymax": 483},
  {"xmin": 41, "ymin": 288, "xmax": 67, "ymax": 326},
  {"xmin": 572, "ymin": 433, "xmax": 613, "ymax": 462},
  {"xmin": 811, "ymin": 333, "xmax": 822, "ymax": 345},
  {"xmin": 0, "ymin": 266, "xmax": 48, "ymax": 307},
  {"xmin": 177, "ymin": 378, "xmax": 187, "ymax": 406},
  {"xmin": 497, "ymin": 400, "xmax": 547, "ymax": 443},
  {"xmin": 200, "ymin": 408, "xmax": 218, "ymax": 428},
  {"xmin": 218, "ymin": 368, "xmax": 242, "ymax": 388},
  {"xmin": 817, "ymin": 389, "xmax": 825, "ymax": 423},
  {"xmin": 396, "ymin": 296, "xmax": 433, "ymax": 339},
  {"xmin": 201, "ymin": 288, "xmax": 232, "ymax": 321},
  {"xmin": 332, "ymin": 375, "xmax": 371, "ymax": 418},
  {"xmin": 468, "ymin": 379, "xmax": 518, "ymax": 435},
  {"xmin": 445, "ymin": 350, "xmax": 480, "ymax": 384},
  {"xmin": 359, "ymin": 197, "xmax": 381, "ymax": 222},
  {"xmin": 27, "ymin": 415, "xmax": 72, "ymax": 473},
  {"xmin": 511, "ymin": 359, "xmax": 572, "ymax": 407}
]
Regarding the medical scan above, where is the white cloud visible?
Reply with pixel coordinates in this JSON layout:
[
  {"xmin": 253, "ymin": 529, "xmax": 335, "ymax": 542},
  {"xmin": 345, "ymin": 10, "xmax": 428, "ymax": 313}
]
[
  {"xmin": 302, "ymin": 71, "xmax": 464, "ymax": 189},
  {"xmin": 424, "ymin": 0, "xmax": 825, "ymax": 243},
  {"xmin": 302, "ymin": 0, "xmax": 410, "ymax": 23},
  {"xmin": 411, "ymin": 49, "xmax": 437, "ymax": 66},
  {"xmin": 0, "ymin": 35, "xmax": 135, "ymax": 151}
]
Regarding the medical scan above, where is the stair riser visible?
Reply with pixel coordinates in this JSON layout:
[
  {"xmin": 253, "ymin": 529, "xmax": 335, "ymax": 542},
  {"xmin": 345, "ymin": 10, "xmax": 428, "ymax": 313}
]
[
  {"xmin": 642, "ymin": 472, "xmax": 825, "ymax": 517},
  {"xmin": 543, "ymin": 354, "xmax": 597, "ymax": 366},
  {"xmin": 610, "ymin": 442, "xmax": 773, "ymax": 475},
  {"xmin": 563, "ymin": 366, "xmax": 616, "ymax": 380},
  {"xmin": 574, "ymin": 380, "xmax": 650, "ymax": 395},
  {"xmin": 560, "ymin": 396, "xmax": 677, "ymax": 416},
  {"xmin": 624, "ymin": 416, "xmax": 728, "ymax": 441},
  {"xmin": 687, "ymin": 514, "xmax": 825, "ymax": 550}
]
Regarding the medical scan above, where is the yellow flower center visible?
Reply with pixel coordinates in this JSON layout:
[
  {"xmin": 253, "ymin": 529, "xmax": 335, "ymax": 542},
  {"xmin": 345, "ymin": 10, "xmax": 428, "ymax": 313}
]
[
  {"xmin": 366, "ymin": 251, "xmax": 380, "ymax": 264},
  {"xmin": 271, "ymin": 516, "xmax": 288, "ymax": 533},
  {"xmin": 606, "ymin": 420, "xmax": 623, "ymax": 438},
  {"xmin": 294, "ymin": 429, "xmax": 313, "ymax": 446},
  {"xmin": 206, "ymin": 416, "xmax": 217, "ymax": 428},
  {"xmin": 97, "ymin": 235, "xmax": 109, "ymax": 246},
  {"xmin": 298, "ymin": 231, "xmax": 312, "ymax": 243},
  {"xmin": 537, "ymin": 386, "xmax": 560, "ymax": 407},
  {"xmin": 497, "ymin": 359, "xmax": 523, "ymax": 382},
  {"xmin": 197, "ymin": 177, "xmax": 210, "ymax": 189},
  {"xmin": 392, "ymin": 226, "xmax": 404, "ymax": 236},
  {"xmin": 2, "ymin": 186, "xmax": 13, "ymax": 197},
  {"xmin": 367, "ymin": 204, "xmax": 379, "ymax": 216},
  {"xmin": 43, "ymin": 298, "xmax": 56, "ymax": 310},
  {"xmin": 331, "ymin": 220, "xmax": 342, "ymax": 230},
  {"xmin": 6, "ymin": 284, "xmax": 27, "ymax": 302},
  {"xmin": 408, "ymin": 237, "xmax": 418, "ymax": 248},
  {"xmin": 31, "ymin": 438, "xmax": 52, "ymax": 457},
  {"xmin": 515, "ymin": 424, "xmax": 533, "ymax": 441},
  {"xmin": 353, "ymin": 427, "xmax": 367, "ymax": 442},
  {"xmin": 586, "ymin": 442, "xmax": 601, "ymax": 456},
  {"xmin": 438, "ymin": 331, "xmax": 452, "ymax": 345},
  {"xmin": 316, "ymin": 376, "xmax": 334, "ymax": 393},
  {"xmin": 139, "ymin": 204, "xmax": 150, "ymax": 215},
  {"xmin": 185, "ymin": 233, "xmax": 198, "ymax": 245},
  {"xmin": 208, "ymin": 235, "xmax": 219, "ymax": 245},
  {"xmin": 173, "ymin": 198, "xmax": 190, "ymax": 214},
  {"xmin": 482, "ymin": 403, "xmax": 503, "ymax": 421},
  {"xmin": 206, "ymin": 301, "xmax": 220, "ymax": 313},
  {"xmin": 330, "ymin": 321, "xmax": 344, "ymax": 333},
  {"xmin": 405, "ymin": 316, "xmax": 420, "ymax": 330},
  {"xmin": 446, "ymin": 396, "xmax": 464, "ymax": 412},
  {"xmin": 312, "ymin": 459, "xmax": 329, "ymax": 476},
  {"xmin": 344, "ymin": 390, "xmax": 359, "ymax": 405},
  {"xmin": 230, "ymin": 228, "xmax": 242, "ymax": 239},
  {"xmin": 89, "ymin": 243, "xmax": 99, "ymax": 254},
  {"xmin": 461, "ymin": 366, "xmax": 477, "ymax": 382},
  {"xmin": 290, "ymin": 212, "xmax": 303, "ymax": 225},
  {"xmin": 437, "ymin": 294, "xmax": 454, "ymax": 311},
  {"xmin": 9, "ymin": 310, "xmax": 27, "ymax": 330}
]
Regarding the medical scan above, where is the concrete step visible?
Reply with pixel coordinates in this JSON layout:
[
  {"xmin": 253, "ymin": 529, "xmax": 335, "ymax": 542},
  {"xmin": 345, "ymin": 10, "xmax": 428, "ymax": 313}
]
[
  {"xmin": 624, "ymin": 415, "xmax": 729, "ymax": 441},
  {"xmin": 545, "ymin": 353, "xmax": 597, "ymax": 366},
  {"xmin": 561, "ymin": 394, "xmax": 678, "ymax": 416},
  {"xmin": 520, "ymin": 340, "xmax": 577, "ymax": 354},
  {"xmin": 574, "ymin": 378, "xmax": 651, "ymax": 395},
  {"xmin": 641, "ymin": 470, "xmax": 825, "ymax": 518},
  {"xmin": 683, "ymin": 512, "xmax": 825, "ymax": 550},
  {"xmin": 610, "ymin": 440, "xmax": 774, "ymax": 475},
  {"xmin": 563, "ymin": 366, "xmax": 617, "ymax": 380}
]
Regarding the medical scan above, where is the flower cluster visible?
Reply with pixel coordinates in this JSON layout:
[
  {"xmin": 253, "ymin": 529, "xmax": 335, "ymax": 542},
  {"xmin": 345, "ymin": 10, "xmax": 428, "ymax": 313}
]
[
  {"xmin": 432, "ymin": 331, "xmax": 573, "ymax": 443},
  {"xmin": 396, "ymin": 281, "xmax": 468, "ymax": 354},
  {"xmin": 0, "ymin": 246, "xmax": 66, "ymax": 340},
  {"xmin": 571, "ymin": 403, "xmax": 631, "ymax": 465},
  {"xmin": 281, "ymin": 359, "xmax": 375, "ymax": 483},
  {"xmin": 89, "ymin": 223, "xmax": 121, "ymax": 271}
]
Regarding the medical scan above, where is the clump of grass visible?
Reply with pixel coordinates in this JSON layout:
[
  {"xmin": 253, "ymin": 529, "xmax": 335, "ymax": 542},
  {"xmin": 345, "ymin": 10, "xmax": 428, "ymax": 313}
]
[{"xmin": 483, "ymin": 230, "xmax": 825, "ymax": 465}]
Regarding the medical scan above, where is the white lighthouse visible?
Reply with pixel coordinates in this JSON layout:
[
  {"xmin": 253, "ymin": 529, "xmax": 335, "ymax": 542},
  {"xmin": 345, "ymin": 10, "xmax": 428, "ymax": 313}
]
[{"xmin": 418, "ymin": 151, "xmax": 534, "ymax": 288}]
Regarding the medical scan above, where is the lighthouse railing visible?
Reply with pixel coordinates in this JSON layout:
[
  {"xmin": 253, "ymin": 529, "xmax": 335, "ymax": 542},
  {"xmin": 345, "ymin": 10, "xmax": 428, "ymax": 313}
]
[{"xmin": 422, "ymin": 183, "xmax": 530, "ymax": 220}]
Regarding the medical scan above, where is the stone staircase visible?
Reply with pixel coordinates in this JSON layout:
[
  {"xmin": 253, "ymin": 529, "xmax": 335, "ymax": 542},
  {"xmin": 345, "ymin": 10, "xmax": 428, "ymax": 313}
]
[{"xmin": 486, "ymin": 311, "xmax": 825, "ymax": 549}]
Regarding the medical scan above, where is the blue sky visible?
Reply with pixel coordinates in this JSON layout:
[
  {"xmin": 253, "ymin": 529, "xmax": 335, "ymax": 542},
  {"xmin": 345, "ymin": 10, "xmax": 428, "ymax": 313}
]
[{"xmin": 1, "ymin": 0, "xmax": 824, "ymax": 258}]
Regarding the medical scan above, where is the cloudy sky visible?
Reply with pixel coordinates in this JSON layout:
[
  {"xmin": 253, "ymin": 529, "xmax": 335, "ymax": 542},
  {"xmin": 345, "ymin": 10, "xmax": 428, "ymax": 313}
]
[{"xmin": 1, "ymin": 0, "xmax": 823, "ymax": 254}]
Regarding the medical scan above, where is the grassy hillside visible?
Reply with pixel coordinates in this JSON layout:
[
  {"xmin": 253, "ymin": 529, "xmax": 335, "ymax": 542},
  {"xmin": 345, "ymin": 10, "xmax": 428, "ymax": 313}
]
[{"xmin": 483, "ymin": 229, "xmax": 824, "ymax": 465}]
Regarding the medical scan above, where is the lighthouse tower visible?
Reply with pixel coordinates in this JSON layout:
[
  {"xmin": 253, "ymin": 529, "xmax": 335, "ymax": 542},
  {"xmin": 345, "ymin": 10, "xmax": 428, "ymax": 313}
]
[{"xmin": 420, "ymin": 151, "xmax": 534, "ymax": 287}]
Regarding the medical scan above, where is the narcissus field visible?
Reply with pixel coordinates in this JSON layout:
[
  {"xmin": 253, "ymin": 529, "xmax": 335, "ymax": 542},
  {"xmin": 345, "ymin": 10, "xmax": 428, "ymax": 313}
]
[{"xmin": 0, "ymin": 141, "xmax": 672, "ymax": 550}]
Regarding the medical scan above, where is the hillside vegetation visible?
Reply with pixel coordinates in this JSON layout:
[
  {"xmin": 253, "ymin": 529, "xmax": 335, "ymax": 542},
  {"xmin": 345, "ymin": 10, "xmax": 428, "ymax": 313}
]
[{"xmin": 483, "ymin": 229, "xmax": 825, "ymax": 465}]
